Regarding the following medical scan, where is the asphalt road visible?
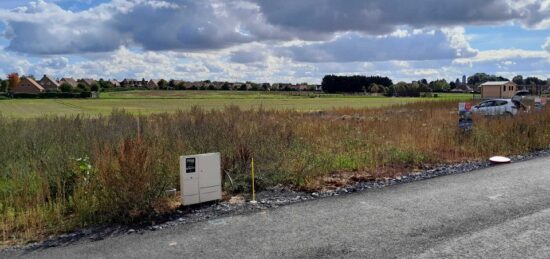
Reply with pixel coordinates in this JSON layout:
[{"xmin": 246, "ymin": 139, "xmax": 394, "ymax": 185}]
[{"xmin": 6, "ymin": 157, "xmax": 550, "ymax": 259}]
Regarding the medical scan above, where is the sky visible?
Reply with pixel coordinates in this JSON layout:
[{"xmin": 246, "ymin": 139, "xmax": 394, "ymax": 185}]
[{"xmin": 0, "ymin": 0, "xmax": 548, "ymax": 84}]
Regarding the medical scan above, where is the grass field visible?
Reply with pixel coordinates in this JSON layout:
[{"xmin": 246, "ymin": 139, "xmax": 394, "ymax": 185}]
[{"xmin": 0, "ymin": 91, "xmax": 475, "ymax": 118}]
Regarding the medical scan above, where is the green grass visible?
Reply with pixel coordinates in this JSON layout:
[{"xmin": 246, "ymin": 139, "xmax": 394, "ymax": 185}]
[{"xmin": 0, "ymin": 91, "xmax": 475, "ymax": 118}]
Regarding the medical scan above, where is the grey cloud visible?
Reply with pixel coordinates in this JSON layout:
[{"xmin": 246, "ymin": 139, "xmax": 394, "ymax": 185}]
[
  {"xmin": 111, "ymin": 1, "xmax": 257, "ymax": 51},
  {"xmin": 2, "ymin": 2, "xmax": 125, "ymax": 54},
  {"xmin": 1, "ymin": 0, "xmax": 270, "ymax": 54},
  {"xmin": 41, "ymin": 57, "xmax": 68, "ymax": 69},
  {"xmin": 278, "ymin": 31, "xmax": 477, "ymax": 63},
  {"xmin": 230, "ymin": 50, "xmax": 267, "ymax": 63},
  {"xmin": 254, "ymin": 0, "xmax": 520, "ymax": 35},
  {"xmin": 1, "ymin": 0, "xmax": 549, "ymax": 56}
]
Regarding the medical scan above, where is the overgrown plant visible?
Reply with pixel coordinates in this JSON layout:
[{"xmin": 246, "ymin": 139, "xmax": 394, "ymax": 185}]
[{"xmin": 1, "ymin": 102, "xmax": 550, "ymax": 245}]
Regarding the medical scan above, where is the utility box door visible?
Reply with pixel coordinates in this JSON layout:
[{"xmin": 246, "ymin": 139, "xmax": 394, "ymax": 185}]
[
  {"xmin": 198, "ymin": 154, "xmax": 221, "ymax": 188},
  {"xmin": 180, "ymin": 153, "xmax": 222, "ymax": 206}
]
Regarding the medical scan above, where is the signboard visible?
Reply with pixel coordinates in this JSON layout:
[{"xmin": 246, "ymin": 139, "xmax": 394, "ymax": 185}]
[
  {"xmin": 535, "ymin": 97, "xmax": 546, "ymax": 111},
  {"xmin": 185, "ymin": 158, "xmax": 196, "ymax": 173},
  {"xmin": 458, "ymin": 102, "xmax": 472, "ymax": 113},
  {"xmin": 458, "ymin": 102, "xmax": 473, "ymax": 132}
]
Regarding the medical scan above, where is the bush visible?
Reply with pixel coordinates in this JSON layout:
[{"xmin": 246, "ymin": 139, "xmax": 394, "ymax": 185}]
[
  {"xmin": 12, "ymin": 93, "xmax": 38, "ymax": 98},
  {"xmin": 59, "ymin": 83, "xmax": 74, "ymax": 93},
  {"xmin": 39, "ymin": 92, "xmax": 61, "ymax": 98},
  {"xmin": 92, "ymin": 137, "xmax": 171, "ymax": 221}
]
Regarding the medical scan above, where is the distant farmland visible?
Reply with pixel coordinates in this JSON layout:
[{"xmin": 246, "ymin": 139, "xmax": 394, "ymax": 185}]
[{"xmin": 0, "ymin": 90, "xmax": 474, "ymax": 118}]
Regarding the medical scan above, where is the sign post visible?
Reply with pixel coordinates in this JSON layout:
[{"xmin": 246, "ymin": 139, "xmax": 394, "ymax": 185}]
[
  {"xmin": 535, "ymin": 97, "xmax": 546, "ymax": 111},
  {"xmin": 458, "ymin": 102, "xmax": 473, "ymax": 132}
]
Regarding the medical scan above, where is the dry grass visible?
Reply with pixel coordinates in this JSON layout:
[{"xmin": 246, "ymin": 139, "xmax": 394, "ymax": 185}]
[{"xmin": 1, "ymin": 101, "xmax": 550, "ymax": 246}]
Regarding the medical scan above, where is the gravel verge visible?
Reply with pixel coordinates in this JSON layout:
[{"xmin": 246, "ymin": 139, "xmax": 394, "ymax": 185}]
[{"xmin": 3, "ymin": 148, "xmax": 550, "ymax": 253}]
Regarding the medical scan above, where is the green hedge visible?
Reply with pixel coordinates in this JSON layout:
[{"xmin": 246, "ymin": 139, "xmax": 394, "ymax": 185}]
[{"xmin": 11, "ymin": 92, "xmax": 95, "ymax": 99}]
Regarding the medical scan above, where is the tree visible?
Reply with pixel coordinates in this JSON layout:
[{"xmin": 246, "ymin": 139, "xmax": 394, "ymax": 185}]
[
  {"xmin": 322, "ymin": 75, "xmax": 393, "ymax": 93},
  {"xmin": 98, "ymin": 79, "xmax": 112, "ymax": 89},
  {"xmin": 512, "ymin": 75, "xmax": 523, "ymax": 85},
  {"xmin": 0, "ymin": 79, "xmax": 7, "ymax": 92},
  {"xmin": 90, "ymin": 83, "xmax": 100, "ymax": 92},
  {"xmin": 468, "ymin": 73, "xmax": 508, "ymax": 86},
  {"xmin": 59, "ymin": 83, "xmax": 74, "ymax": 93},
  {"xmin": 419, "ymin": 79, "xmax": 428, "ymax": 86},
  {"xmin": 176, "ymin": 82, "xmax": 186, "ymax": 90},
  {"xmin": 77, "ymin": 83, "xmax": 90, "ymax": 92},
  {"xmin": 369, "ymin": 83, "xmax": 380, "ymax": 94},
  {"xmin": 384, "ymin": 85, "xmax": 396, "ymax": 97},
  {"xmin": 158, "ymin": 79, "xmax": 167, "ymax": 89},
  {"xmin": 7, "ymin": 73, "xmax": 20, "ymax": 92},
  {"xmin": 449, "ymin": 81, "xmax": 456, "ymax": 89},
  {"xmin": 428, "ymin": 79, "xmax": 450, "ymax": 92},
  {"xmin": 524, "ymin": 77, "xmax": 544, "ymax": 86},
  {"xmin": 168, "ymin": 80, "xmax": 176, "ymax": 89}
]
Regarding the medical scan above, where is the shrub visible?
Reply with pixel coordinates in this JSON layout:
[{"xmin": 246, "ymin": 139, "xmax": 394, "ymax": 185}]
[
  {"xmin": 93, "ymin": 137, "xmax": 171, "ymax": 221},
  {"xmin": 59, "ymin": 83, "xmax": 74, "ymax": 93},
  {"xmin": 12, "ymin": 93, "xmax": 38, "ymax": 98}
]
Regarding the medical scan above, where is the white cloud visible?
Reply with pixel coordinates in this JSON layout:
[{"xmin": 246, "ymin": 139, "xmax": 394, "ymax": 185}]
[
  {"xmin": 0, "ymin": 0, "xmax": 549, "ymax": 84},
  {"xmin": 277, "ymin": 30, "xmax": 476, "ymax": 62},
  {"xmin": 544, "ymin": 37, "xmax": 550, "ymax": 52},
  {"xmin": 454, "ymin": 49, "xmax": 550, "ymax": 65}
]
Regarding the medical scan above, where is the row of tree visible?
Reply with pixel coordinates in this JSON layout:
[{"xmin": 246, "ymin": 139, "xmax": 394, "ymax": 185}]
[
  {"xmin": 322, "ymin": 73, "xmax": 550, "ymax": 96},
  {"xmin": 321, "ymin": 75, "xmax": 393, "ymax": 93}
]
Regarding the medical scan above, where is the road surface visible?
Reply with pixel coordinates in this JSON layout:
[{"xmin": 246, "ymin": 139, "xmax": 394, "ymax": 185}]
[{"xmin": 5, "ymin": 157, "xmax": 550, "ymax": 258}]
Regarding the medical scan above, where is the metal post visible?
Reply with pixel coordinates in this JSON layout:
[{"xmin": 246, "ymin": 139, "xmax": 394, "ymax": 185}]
[{"xmin": 251, "ymin": 158, "xmax": 257, "ymax": 204}]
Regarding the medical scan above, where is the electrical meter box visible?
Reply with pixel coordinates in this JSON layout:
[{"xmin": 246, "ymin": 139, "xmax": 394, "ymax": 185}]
[{"xmin": 180, "ymin": 153, "xmax": 222, "ymax": 206}]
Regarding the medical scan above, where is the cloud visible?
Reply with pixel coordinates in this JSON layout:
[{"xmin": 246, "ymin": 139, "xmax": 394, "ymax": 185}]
[
  {"xmin": 277, "ymin": 30, "xmax": 476, "ymax": 62},
  {"xmin": 230, "ymin": 49, "xmax": 268, "ymax": 63},
  {"xmin": 454, "ymin": 49, "xmax": 550, "ymax": 65},
  {"xmin": 253, "ymin": 0, "xmax": 529, "ymax": 35},
  {"xmin": 544, "ymin": 38, "xmax": 550, "ymax": 52},
  {"xmin": 0, "ymin": 0, "xmax": 278, "ymax": 54},
  {"xmin": 41, "ymin": 57, "xmax": 69, "ymax": 69},
  {"xmin": 3, "ymin": 0, "xmax": 550, "ymax": 56},
  {"xmin": 0, "ymin": 1, "xmax": 124, "ymax": 54}
]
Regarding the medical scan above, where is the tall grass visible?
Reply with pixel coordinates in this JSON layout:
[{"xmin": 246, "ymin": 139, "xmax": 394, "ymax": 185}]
[{"xmin": 2, "ymin": 102, "xmax": 550, "ymax": 245}]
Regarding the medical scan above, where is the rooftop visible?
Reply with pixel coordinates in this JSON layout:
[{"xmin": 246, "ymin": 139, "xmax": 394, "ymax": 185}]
[{"xmin": 480, "ymin": 81, "xmax": 512, "ymax": 86}]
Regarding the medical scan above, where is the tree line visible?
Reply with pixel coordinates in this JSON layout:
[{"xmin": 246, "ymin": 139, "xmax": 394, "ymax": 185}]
[{"xmin": 322, "ymin": 73, "xmax": 550, "ymax": 97}]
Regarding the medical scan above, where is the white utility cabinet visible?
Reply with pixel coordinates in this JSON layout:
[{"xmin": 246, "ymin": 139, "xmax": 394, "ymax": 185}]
[{"xmin": 180, "ymin": 153, "xmax": 222, "ymax": 206}]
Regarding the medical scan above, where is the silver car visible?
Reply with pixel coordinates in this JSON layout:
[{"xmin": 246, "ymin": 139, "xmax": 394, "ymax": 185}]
[{"xmin": 471, "ymin": 99, "xmax": 520, "ymax": 116}]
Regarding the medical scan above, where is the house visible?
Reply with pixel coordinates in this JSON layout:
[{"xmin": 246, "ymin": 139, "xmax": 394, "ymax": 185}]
[
  {"xmin": 39, "ymin": 75, "xmax": 60, "ymax": 91},
  {"xmin": 480, "ymin": 81, "xmax": 517, "ymax": 99},
  {"xmin": 109, "ymin": 79, "xmax": 120, "ymax": 87},
  {"xmin": 451, "ymin": 84, "xmax": 473, "ymax": 93},
  {"xmin": 121, "ymin": 79, "xmax": 146, "ymax": 88},
  {"xmin": 147, "ymin": 79, "xmax": 160, "ymax": 89},
  {"xmin": 78, "ymin": 78, "xmax": 97, "ymax": 88},
  {"xmin": 12, "ymin": 77, "xmax": 44, "ymax": 94},
  {"xmin": 59, "ymin": 77, "xmax": 78, "ymax": 87}
]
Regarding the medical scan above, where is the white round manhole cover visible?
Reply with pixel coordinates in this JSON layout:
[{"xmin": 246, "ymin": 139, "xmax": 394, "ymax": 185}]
[{"xmin": 489, "ymin": 156, "xmax": 511, "ymax": 164}]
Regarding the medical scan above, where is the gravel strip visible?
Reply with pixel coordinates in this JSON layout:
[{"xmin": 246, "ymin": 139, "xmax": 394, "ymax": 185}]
[{"xmin": 3, "ymin": 148, "xmax": 550, "ymax": 253}]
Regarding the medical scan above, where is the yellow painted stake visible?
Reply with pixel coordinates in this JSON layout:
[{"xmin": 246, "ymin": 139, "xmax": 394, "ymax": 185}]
[{"xmin": 251, "ymin": 158, "xmax": 257, "ymax": 203}]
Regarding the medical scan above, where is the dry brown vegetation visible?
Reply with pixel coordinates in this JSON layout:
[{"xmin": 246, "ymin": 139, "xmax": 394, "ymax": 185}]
[{"xmin": 2, "ymin": 101, "xmax": 550, "ymax": 246}]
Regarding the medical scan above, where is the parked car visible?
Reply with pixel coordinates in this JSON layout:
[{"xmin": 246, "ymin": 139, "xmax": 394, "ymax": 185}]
[
  {"xmin": 471, "ymin": 99, "xmax": 523, "ymax": 116},
  {"xmin": 514, "ymin": 90, "xmax": 529, "ymax": 99}
]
